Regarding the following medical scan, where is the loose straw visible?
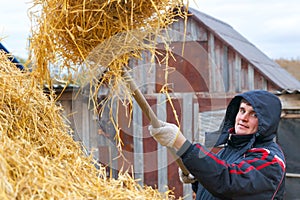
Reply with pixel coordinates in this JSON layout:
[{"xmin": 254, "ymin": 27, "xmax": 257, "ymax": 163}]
[{"xmin": 0, "ymin": 51, "xmax": 176, "ymax": 199}]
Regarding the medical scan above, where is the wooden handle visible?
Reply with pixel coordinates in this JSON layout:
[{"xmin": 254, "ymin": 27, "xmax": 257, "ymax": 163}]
[
  {"xmin": 124, "ymin": 70, "xmax": 190, "ymax": 176},
  {"xmin": 125, "ymin": 74, "xmax": 160, "ymax": 128}
]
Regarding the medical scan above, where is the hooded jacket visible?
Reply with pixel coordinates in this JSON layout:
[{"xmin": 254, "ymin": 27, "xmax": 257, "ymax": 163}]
[{"xmin": 177, "ymin": 90, "xmax": 286, "ymax": 200}]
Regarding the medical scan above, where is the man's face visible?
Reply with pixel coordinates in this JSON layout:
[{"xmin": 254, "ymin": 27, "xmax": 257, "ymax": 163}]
[{"xmin": 235, "ymin": 102, "xmax": 259, "ymax": 135}]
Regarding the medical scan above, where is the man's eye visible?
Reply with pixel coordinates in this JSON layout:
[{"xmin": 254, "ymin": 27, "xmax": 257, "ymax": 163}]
[{"xmin": 250, "ymin": 113, "xmax": 257, "ymax": 117}]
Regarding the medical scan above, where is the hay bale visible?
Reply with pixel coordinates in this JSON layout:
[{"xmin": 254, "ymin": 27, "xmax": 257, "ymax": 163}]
[{"xmin": 0, "ymin": 51, "xmax": 175, "ymax": 199}]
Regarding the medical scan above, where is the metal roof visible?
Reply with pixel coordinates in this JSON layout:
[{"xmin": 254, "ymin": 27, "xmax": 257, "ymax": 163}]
[
  {"xmin": 0, "ymin": 42, "xmax": 24, "ymax": 70},
  {"xmin": 188, "ymin": 7, "xmax": 300, "ymax": 91}
]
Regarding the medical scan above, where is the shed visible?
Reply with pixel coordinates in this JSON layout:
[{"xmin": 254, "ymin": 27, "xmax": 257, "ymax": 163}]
[
  {"xmin": 55, "ymin": 7, "xmax": 300, "ymax": 199},
  {"xmin": 276, "ymin": 90, "xmax": 300, "ymax": 199}
]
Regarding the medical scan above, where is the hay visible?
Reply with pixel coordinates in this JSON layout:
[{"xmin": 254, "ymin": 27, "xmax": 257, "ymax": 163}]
[
  {"xmin": 29, "ymin": 0, "xmax": 187, "ymax": 86},
  {"xmin": 26, "ymin": 1, "xmax": 189, "ymax": 197},
  {"xmin": 28, "ymin": 0, "xmax": 188, "ymax": 157},
  {"xmin": 0, "ymin": 51, "xmax": 175, "ymax": 199}
]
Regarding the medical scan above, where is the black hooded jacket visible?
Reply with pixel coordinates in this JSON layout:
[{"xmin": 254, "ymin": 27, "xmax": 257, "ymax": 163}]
[{"xmin": 177, "ymin": 90, "xmax": 286, "ymax": 200}]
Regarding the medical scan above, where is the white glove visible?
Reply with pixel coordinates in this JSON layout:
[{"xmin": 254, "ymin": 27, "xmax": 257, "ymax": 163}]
[
  {"xmin": 178, "ymin": 167, "xmax": 196, "ymax": 184},
  {"xmin": 148, "ymin": 120, "xmax": 181, "ymax": 148}
]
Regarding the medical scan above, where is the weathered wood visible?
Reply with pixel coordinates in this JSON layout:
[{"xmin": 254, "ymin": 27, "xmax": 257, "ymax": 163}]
[
  {"xmin": 279, "ymin": 94, "xmax": 300, "ymax": 110},
  {"xmin": 133, "ymin": 99, "xmax": 144, "ymax": 185},
  {"xmin": 248, "ymin": 64, "xmax": 254, "ymax": 90},
  {"xmin": 155, "ymin": 41, "xmax": 210, "ymax": 93},
  {"xmin": 208, "ymin": 32, "xmax": 216, "ymax": 92},
  {"xmin": 156, "ymin": 94, "xmax": 168, "ymax": 193},
  {"xmin": 214, "ymin": 38, "xmax": 226, "ymax": 92},
  {"xmin": 72, "ymin": 94, "xmax": 83, "ymax": 142},
  {"xmin": 182, "ymin": 93, "xmax": 194, "ymax": 200},
  {"xmin": 81, "ymin": 96, "xmax": 90, "ymax": 149},
  {"xmin": 234, "ymin": 54, "xmax": 241, "ymax": 92},
  {"xmin": 89, "ymin": 104, "xmax": 99, "ymax": 159},
  {"xmin": 158, "ymin": 17, "xmax": 207, "ymax": 43},
  {"xmin": 193, "ymin": 99, "xmax": 200, "ymax": 143},
  {"xmin": 223, "ymin": 45, "xmax": 229, "ymax": 92}
]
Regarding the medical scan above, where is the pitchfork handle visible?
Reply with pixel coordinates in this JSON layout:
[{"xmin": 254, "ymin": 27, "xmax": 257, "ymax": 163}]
[{"xmin": 124, "ymin": 70, "xmax": 190, "ymax": 176}]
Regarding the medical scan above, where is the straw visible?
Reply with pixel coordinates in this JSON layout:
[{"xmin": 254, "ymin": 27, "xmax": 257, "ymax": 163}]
[{"xmin": 0, "ymin": 50, "xmax": 176, "ymax": 199}]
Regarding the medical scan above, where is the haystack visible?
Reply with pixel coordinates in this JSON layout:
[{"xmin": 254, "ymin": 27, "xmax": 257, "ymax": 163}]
[{"xmin": 0, "ymin": 51, "xmax": 175, "ymax": 199}]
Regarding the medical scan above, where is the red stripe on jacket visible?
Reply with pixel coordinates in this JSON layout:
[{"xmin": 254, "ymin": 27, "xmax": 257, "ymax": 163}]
[{"xmin": 195, "ymin": 144, "xmax": 285, "ymax": 175}]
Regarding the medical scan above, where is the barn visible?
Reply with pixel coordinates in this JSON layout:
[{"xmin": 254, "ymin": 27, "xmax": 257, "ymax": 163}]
[{"xmin": 55, "ymin": 7, "xmax": 300, "ymax": 199}]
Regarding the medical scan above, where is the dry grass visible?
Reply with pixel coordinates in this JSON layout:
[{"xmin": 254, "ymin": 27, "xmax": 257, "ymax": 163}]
[
  {"xmin": 28, "ymin": 0, "xmax": 188, "ymax": 157},
  {"xmin": 275, "ymin": 58, "xmax": 300, "ymax": 81},
  {"xmin": 24, "ymin": 1, "xmax": 190, "ymax": 197},
  {"xmin": 29, "ymin": 0, "xmax": 187, "ymax": 87},
  {"xmin": 0, "ymin": 51, "xmax": 175, "ymax": 199}
]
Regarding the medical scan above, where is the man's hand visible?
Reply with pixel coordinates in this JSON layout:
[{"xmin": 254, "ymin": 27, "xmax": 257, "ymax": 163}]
[
  {"xmin": 148, "ymin": 120, "xmax": 181, "ymax": 148},
  {"xmin": 178, "ymin": 168, "xmax": 196, "ymax": 184}
]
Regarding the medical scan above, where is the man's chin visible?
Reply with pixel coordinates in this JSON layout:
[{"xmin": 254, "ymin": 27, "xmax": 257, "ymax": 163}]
[{"xmin": 235, "ymin": 128, "xmax": 250, "ymax": 135}]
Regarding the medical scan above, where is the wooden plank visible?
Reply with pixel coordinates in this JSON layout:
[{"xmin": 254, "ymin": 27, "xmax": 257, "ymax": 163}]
[
  {"xmin": 165, "ymin": 96, "xmax": 184, "ymax": 198},
  {"xmin": 58, "ymin": 100, "xmax": 73, "ymax": 127},
  {"xmin": 214, "ymin": 38, "xmax": 225, "ymax": 92},
  {"xmin": 223, "ymin": 45, "xmax": 229, "ymax": 92},
  {"xmin": 89, "ymin": 102, "xmax": 99, "ymax": 160},
  {"xmin": 182, "ymin": 93, "xmax": 194, "ymax": 200},
  {"xmin": 72, "ymin": 94, "xmax": 83, "ymax": 142},
  {"xmin": 110, "ymin": 98, "xmax": 121, "ymax": 178},
  {"xmin": 254, "ymin": 70, "xmax": 267, "ymax": 90},
  {"xmin": 100, "ymin": 98, "xmax": 119, "ymax": 178},
  {"xmin": 279, "ymin": 94, "xmax": 300, "ymax": 110},
  {"xmin": 208, "ymin": 32, "xmax": 216, "ymax": 92},
  {"xmin": 133, "ymin": 99, "xmax": 144, "ymax": 185},
  {"xmin": 145, "ymin": 51, "xmax": 156, "ymax": 94},
  {"xmin": 234, "ymin": 54, "xmax": 241, "ymax": 92},
  {"xmin": 81, "ymin": 96, "xmax": 90, "ymax": 150},
  {"xmin": 248, "ymin": 64, "xmax": 254, "ymax": 90},
  {"xmin": 55, "ymin": 89, "xmax": 79, "ymax": 101},
  {"xmin": 143, "ymin": 97, "xmax": 158, "ymax": 187},
  {"xmin": 166, "ymin": 17, "xmax": 208, "ymax": 42},
  {"xmin": 227, "ymin": 50, "xmax": 235, "ymax": 92},
  {"xmin": 110, "ymin": 143, "xmax": 119, "ymax": 179},
  {"xmin": 183, "ymin": 93, "xmax": 193, "ymax": 140},
  {"xmin": 241, "ymin": 60, "xmax": 248, "ymax": 91},
  {"xmin": 156, "ymin": 94, "xmax": 168, "ymax": 193},
  {"xmin": 262, "ymin": 77, "xmax": 268, "ymax": 90},
  {"xmin": 281, "ymin": 114, "xmax": 300, "ymax": 119},
  {"xmin": 193, "ymin": 98, "xmax": 200, "ymax": 143}
]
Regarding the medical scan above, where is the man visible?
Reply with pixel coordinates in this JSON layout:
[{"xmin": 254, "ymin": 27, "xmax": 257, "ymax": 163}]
[{"xmin": 149, "ymin": 90, "xmax": 286, "ymax": 199}]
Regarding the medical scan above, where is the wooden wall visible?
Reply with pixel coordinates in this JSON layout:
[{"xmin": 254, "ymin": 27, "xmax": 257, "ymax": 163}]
[{"xmin": 129, "ymin": 15, "xmax": 280, "ymax": 112}]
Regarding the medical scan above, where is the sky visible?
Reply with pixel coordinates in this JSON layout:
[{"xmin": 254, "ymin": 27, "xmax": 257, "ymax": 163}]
[{"xmin": 0, "ymin": 0, "xmax": 299, "ymax": 60}]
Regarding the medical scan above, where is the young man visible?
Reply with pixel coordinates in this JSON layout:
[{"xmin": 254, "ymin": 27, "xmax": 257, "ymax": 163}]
[{"xmin": 149, "ymin": 90, "xmax": 286, "ymax": 199}]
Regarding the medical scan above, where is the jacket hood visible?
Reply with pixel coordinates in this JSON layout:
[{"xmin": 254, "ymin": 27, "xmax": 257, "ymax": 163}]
[{"xmin": 215, "ymin": 90, "xmax": 282, "ymax": 147}]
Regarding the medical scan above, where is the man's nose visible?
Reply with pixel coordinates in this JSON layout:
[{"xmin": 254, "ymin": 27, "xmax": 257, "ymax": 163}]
[{"xmin": 240, "ymin": 113, "xmax": 249, "ymax": 121}]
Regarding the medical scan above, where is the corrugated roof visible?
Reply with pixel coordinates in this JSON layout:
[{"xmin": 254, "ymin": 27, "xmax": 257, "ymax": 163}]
[
  {"xmin": 188, "ymin": 7, "xmax": 300, "ymax": 91},
  {"xmin": 275, "ymin": 89, "xmax": 300, "ymax": 94}
]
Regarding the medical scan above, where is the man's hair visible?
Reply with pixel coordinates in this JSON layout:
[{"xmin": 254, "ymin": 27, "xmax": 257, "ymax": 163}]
[{"xmin": 240, "ymin": 98, "xmax": 251, "ymax": 106}]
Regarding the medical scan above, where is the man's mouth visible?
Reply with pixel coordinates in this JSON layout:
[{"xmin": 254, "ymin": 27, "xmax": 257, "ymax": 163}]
[{"xmin": 238, "ymin": 123, "xmax": 249, "ymax": 128}]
